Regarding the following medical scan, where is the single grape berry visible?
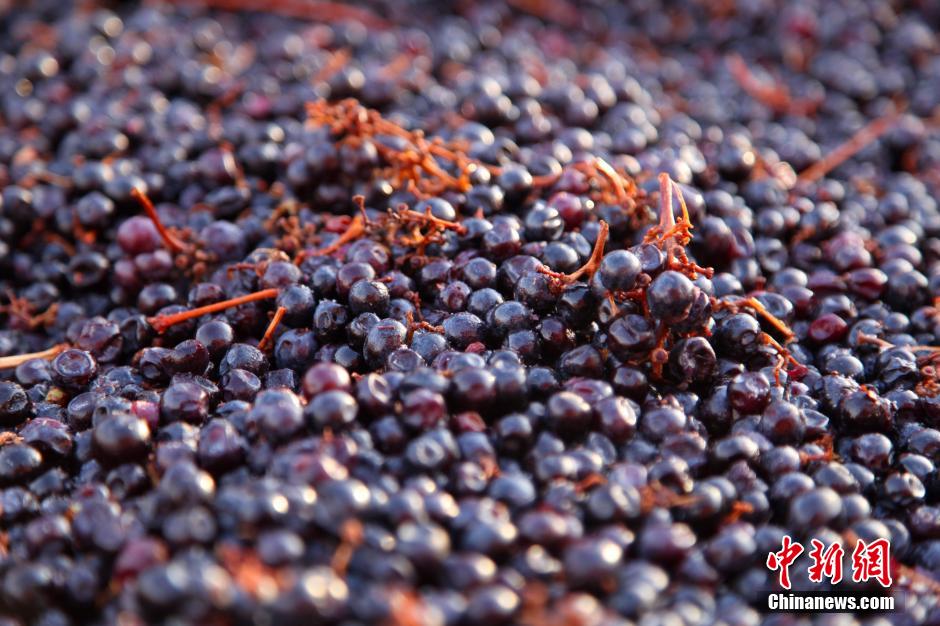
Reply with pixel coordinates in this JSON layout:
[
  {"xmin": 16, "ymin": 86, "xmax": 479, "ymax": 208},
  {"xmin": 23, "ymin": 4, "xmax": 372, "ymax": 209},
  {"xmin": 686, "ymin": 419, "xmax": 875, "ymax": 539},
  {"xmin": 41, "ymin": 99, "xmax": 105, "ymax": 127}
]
[
  {"xmin": 598, "ymin": 250, "xmax": 641, "ymax": 293},
  {"xmin": 647, "ymin": 271, "xmax": 696, "ymax": 323}
]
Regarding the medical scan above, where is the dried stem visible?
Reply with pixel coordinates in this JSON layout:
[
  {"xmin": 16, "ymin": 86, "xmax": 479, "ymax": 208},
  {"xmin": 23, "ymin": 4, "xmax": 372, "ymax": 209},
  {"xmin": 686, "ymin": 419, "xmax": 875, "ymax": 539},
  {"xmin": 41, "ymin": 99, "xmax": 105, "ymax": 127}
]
[
  {"xmin": 414, "ymin": 321, "xmax": 443, "ymax": 334},
  {"xmin": 800, "ymin": 433, "xmax": 836, "ymax": 463},
  {"xmin": 657, "ymin": 171, "xmax": 676, "ymax": 234},
  {"xmin": 856, "ymin": 333, "xmax": 894, "ymax": 349},
  {"xmin": 568, "ymin": 220, "xmax": 609, "ymax": 282},
  {"xmin": 1, "ymin": 291, "xmax": 58, "ymax": 331},
  {"xmin": 593, "ymin": 157, "xmax": 634, "ymax": 205},
  {"xmin": 0, "ymin": 343, "xmax": 69, "ymax": 370},
  {"xmin": 305, "ymin": 99, "xmax": 499, "ymax": 199},
  {"xmin": 130, "ymin": 188, "xmax": 188, "ymax": 253},
  {"xmin": 644, "ymin": 173, "xmax": 692, "ymax": 248},
  {"xmin": 530, "ymin": 172, "xmax": 562, "ymax": 188},
  {"xmin": 855, "ymin": 333, "xmax": 940, "ymax": 397},
  {"xmin": 798, "ymin": 113, "xmax": 899, "ymax": 185},
  {"xmin": 722, "ymin": 500, "xmax": 755, "ymax": 524},
  {"xmin": 570, "ymin": 159, "xmax": 640, "ymax": 215},
  {"xmin": 331, "ymin": 519, "xmax": 363, "ymax": 577},
  {"xmin": 217, "ymin": 544, "xmax": 289, "ymax": 600},
  {"xmin": 377, "ymin": 51, "xmax": 414, "ymax": 79},
  {"xmin": 640, "ymin": 173, "xmax": 711, "ymax": 281},
  {"xmin": 638, "ymin": 482, "xmax": 699, "ymax": 514},
  {"xmin": 258, "ymin": 306, "xmax": 286, "ymax": 351},
  {"xmin": 538, "ymin": 220, "xmax": 609, "ymax": 285},
  {"xmin": 313, "ymin": 48, "xmax": 351, "ymax": 83},
  {"xmin": 148, "ymin": 288, "xmax": 278, "ymax": 333},
  {"xmin": 386, "ymin": 588, "xmax": 428, "ymax": 626},
  {"xmin": 650, "ymin": 323, "xmax": 670, "ymax": 380},
  {"xmin": 761, "ymin": 333, "xmax": 804, "ymax": 384},
  {"xmin": 506, "ymin": 0, "xmax": 582, "ymax": 28},
  {"xmin": 0, "ymin": 432, "xmax": 24, "ymax": 447},
  {"xmin": 712, "ymin": 296, "xmax": 801, "ymax": 384},
  {"xmin": 574, "ymin": 473, "xmax": 606, "ymax": 493},
  {"xmin": 396, "ymin": 207, "xmax": 467, "ymax": 235},
  {"xmin": 727, "ymin": 54, "xmax": 820, "ymax": 116},
  {"xmin": 740, "ymin": 297, "xmax": 796, "ymax": 341},
  {"xmin": 163, "ymin": 0, "xmax": 391, "ymax": 29},
  {"xmin": 310, "ymin": 215, "xmax": 366, "ymax": 257}
]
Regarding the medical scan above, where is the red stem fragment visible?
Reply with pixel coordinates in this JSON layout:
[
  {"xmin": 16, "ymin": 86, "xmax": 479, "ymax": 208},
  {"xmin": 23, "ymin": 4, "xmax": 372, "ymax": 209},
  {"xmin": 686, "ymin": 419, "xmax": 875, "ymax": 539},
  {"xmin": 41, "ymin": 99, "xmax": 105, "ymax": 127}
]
[
  {"xmin": 305, "ymin": 99, "xmax": 501, "ymax": 199},
  {"xmin": 592, "ymin": 157, "xmax": 633, "ymax": 206},
  {"xmin": 727, "ymin": 54, "xmax": 820, "ymax": 116},
  {"xmin": 656, "ymin": 172, "xmax": 676, "ymax": 236},
  {"xmin": 856, "ymin": 333, "xmax": 940, "ymax": 396},
  {"xmin": 642, "ymin": 173, "xmax": 710, "ymax": 281},
  {"xmin": 311, "ymin": 216, "xmax": 365, "ymax": 257},
  {"xmin": 313, "ymin": 48, "xmax": 351, "ymax": 84},
  {"xmin": 309, "ymin": 196, "xmax": 368, "ymax": 258},
  {"xmin": 740, "ymin": 297, "xmax": 796, "ymax": 341},
  {"xmin": 538, "ymin": 220, "xmax": 609, "ymax": 285},
  {"xmin": 530, "ymin": 172, "xmax": 562, "ymax": 188},
  {"xmin": 330, "ymin": 519, "xmax": 363, "ymax": 576},
  {"xmin": 396, "ymin": 207, "xmax": 467, "ymax": 235},
  {"xmin": 797, "ymin": 113, "xmax": 899, "ymax": 185},
  {"xmin": 645, "ymin": 172, "xmax": 692, "ymax": 248},
  {"xmin": 217, "ymin": 544, "xmax": 289, "ymax": 600},
  {"xmin": 258, "ymin": 306, "xmax": 287, "ymax": 351},
  {"xmin": 856, "ymin": 333, "xmax": 894, "ymax": 349},
  {"xmin": 722, "ymin": 500, "xmax": 755, "ymax": 524},
  {"xmin": 163, "ymin": 0, "xmax": 390, "ymax": 30},
  {"xmin": 650, "ymin": 323, "xmax": 670, "ymax": 380},
  {"xmin": 0, "ymin": 344, "xmax": 69, "ymax": 370},
  {"xmin": 130, "ymin": 188, "xmax": 188, "ymax": 253},
  {"xmin": 711, "ymin": 296, "xmax": 801, "ymax": 384},
  {"xmin": 506, "ymin": 0, "xmax": 582, "ymax": 28},
  {"xmin": 377, "ymin": 51, "xmax": 414, "ymax": 79},
  {"xmin": 148, "ymin": 289, "xmax": 278, "ymax": 334}
]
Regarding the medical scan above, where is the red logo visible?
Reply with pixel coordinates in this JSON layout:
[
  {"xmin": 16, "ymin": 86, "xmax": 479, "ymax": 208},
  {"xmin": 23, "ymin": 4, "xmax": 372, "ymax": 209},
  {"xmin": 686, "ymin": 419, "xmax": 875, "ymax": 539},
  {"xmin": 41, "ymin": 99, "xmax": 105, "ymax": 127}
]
[
  {"xmin": 767, "ymin": 536, "xmax": 892, "ymax": 589},
  {"xmin": 851, "ymin": 538, "xmax": 893, "ymax": 588},
  {"xmin": 807, "ymin": 539, "xmax": 844, "ymax": 584},
  {"xmin": 766, "ymin": 535, "xmax": 804, "ymax": 590}
]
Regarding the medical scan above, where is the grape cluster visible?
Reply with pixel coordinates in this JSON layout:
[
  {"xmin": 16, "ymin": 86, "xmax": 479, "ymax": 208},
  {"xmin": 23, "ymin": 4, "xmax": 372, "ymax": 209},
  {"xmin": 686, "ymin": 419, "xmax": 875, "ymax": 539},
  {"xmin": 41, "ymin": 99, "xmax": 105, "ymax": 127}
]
[{"xmin": 0, "ymin": 0, "xmax": 939, "ymax": 624}]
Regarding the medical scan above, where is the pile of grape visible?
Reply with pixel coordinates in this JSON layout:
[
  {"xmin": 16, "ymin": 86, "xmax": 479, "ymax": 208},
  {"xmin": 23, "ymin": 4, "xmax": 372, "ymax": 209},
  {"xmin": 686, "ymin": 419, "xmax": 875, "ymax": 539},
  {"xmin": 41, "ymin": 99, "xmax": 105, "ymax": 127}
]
[{"xmin": 0, "ymin": 0, "xmax": 939, "ymax": 623}]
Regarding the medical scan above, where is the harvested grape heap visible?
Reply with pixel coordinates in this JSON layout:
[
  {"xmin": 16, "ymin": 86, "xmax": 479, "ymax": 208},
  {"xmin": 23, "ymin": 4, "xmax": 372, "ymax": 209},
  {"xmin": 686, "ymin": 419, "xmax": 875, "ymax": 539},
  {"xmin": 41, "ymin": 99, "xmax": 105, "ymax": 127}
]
[{"xmin": 1, "ymin": 0, "xmax": 940, "ymax": 624}]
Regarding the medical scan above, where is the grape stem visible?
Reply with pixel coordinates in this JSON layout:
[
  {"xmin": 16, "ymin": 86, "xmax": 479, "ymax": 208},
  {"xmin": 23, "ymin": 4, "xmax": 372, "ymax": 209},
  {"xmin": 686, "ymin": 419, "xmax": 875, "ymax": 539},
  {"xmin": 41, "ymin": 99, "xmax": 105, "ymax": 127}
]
[
  {"xmin": 538, "ymin": 220, "xmax": 609, "ymax": 284},
  {"xmin": 506, "ymin": 0, "xmax": 582, "ymax": 28},
  {"xmin": 0, "ymin": 343, "xmax": 69, "ymax": 369},
  {"xmin": 148, "ymin": 289, "xmax": 279, "ymax": 333},
  {"xmin": 592, "ymin": 157, "xmax": 634, "ymax": 206},
  {"xmin": 740, "ymin": 297, "xmax": 796, "ymax": 341},
  {"xmin": 797, "ymin": 112, "xmax": 900, "ymax": 185},
  {"xmin": 727, "ymin": 54, "xmax": 820, "ymax": 116},
  {"xmin": 396, "ymin": 207, "xmax": 468, "ymax": 235},
  {"xmin": 857, "ymin": 332, "xmax": 940, "ymax": 396},
  {"xmin": 330, "ymin": 519, "xmax": 363, "ymax": 576},
  {"xmin": 257, "ymin": 306, "xmax": 287, "ymax": 351},
  {"xmin": 313, "ymin": 48, "xmax": 351, "ymax": 83},
  {"xmin": 130, "ymin": 187, "xmax": 189, "ymax": 254},
  {"xmin": 163, "ymin": 0, "xmax": 391, "ymax": 29},
  {"xmin": 645, "ymin": 173, "xmax": 693, "ymax": 249},
  {"xmin": 304, "ymin": 99, "xmax": 499, "ymax": 200},
  {"xmin": 310, "ymin": 215, "xmax": 366, "ymax": 257}
]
